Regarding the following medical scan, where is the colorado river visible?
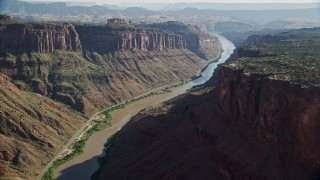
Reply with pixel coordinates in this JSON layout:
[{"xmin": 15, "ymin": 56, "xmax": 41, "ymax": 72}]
[{"xmin": 54, "ymin": 34, "xmax": 235, "ymax": 180}]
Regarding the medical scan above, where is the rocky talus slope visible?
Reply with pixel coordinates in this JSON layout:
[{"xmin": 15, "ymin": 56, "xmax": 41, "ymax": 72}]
[
  {"xmin": 0, "ymin": 20, "xmax": 221, "ymax": 178},
  {"xmin": 95, "ymin": 28, "xmax": 320, "ymax": 180},
  {"xmin": 0, "ymin": 74, "xmax": 85, "ymax": 178}
]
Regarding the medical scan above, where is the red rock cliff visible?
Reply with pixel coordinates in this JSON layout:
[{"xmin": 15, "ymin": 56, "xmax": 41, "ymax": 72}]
[
  {"xmin": 76, "ymin": 26, "xmax": 186, "ymax": 53},
  {"xmin": 118, "ymin": 31, "xmax": 186, "ymax": 50},
  {"xmin": 217, "ymin": 65, "xmax": 320, "ymax": 166},
  {"xmin": 95, "ymin": 65, "xmax": 320, "ymax": 180},
  {"xmin": 76, "ymin": 24, "xmax": 220, "ymax": 60},
  {"xmin": 0, "ymin": 23, "xmax": 82, "ymax": 54}
]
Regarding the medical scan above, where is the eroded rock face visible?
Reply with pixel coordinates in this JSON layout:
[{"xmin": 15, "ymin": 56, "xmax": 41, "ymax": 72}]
[
  {"xmin": 95, "ymin": 67, "xmax": 320, "ymax": 180},
  {"xmin": 107, "ymin": 18, "xmax": 128, "ymax": 25},
  {"xmin": 198, "ymin": 35, "xmax": 221, "ymax": 59},
  {"xmin": 76, "ymin": 26, "xmax": 187, "ymax": 52},
  {"xmin": 146, "ymin": 21, "xmax": 221, "ymax": 60},
  {"xmin": 0, "ymin": 74, "xmax": 84, "ymax": 179},
  {"xmin": 0, "ymin": 57, "xmax": 51, "ymax": 96},
  {"xmin": 118, "ymin": 31, "xmax": 186, "ymax": 50},
  {"xmin": 217, "ymin": 65, "xmax": 320, "ymax": 166},
  {"xmin": 48, "ymin": 49, "xmax": 209, "ymax": 116},
  {"xmin": 0, "ymin": 23, "xmax": 82, "ymax": 55}
]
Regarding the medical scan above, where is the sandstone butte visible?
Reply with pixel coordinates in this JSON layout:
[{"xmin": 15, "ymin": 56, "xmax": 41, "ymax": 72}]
[{"xmin": 0, "ymin": 19, "xmax": 222, "ymax": 179}]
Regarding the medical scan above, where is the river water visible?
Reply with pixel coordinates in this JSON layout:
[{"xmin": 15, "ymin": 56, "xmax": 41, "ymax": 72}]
[
  {"xmin": 188, "ymin": 34, "xmax": 236, "ymax": 88},
  {"xmin": 55, "ymin": 34, "xmax": 235, "ymax": 180}
]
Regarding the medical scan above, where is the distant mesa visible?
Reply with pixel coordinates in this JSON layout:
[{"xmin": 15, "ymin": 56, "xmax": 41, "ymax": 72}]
[{"xmin": 107, "ymin": 18, "xmax": 132, "ymax": 25}]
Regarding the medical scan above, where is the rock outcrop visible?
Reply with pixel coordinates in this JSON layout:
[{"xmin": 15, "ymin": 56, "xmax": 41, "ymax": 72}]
[
  {"xmin": 146, "ymin": 21, "xmax": 221, "ymax": 60},
  {"xmin": 0, "ymin": 23, "xmax": 82, "ymax": 55},
  {"xmin": 186, "ymin": 34, "xmax": 220, "ymax": 59},
  {"xmin": 217, "ymin": 65, "xmax": 320, "ymax": 166},
  {"xmin": 0, "ymin": 53, "xmax": 52, "ymax": 98},
  {"xmin": 107, "ymin": 18, "xmax": 130, "ymax": 25},
  {"xmin": 76, "ymin": 25, "xmax": 186, "ymax": 53}
]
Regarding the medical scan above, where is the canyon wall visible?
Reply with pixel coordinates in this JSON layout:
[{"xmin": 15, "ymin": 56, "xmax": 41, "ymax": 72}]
[
  {"xmin": 146, "ymin": 21, "xmax": 221, "ymax": 60},
  {"xmin": 0, "ymin": 56, "xmax": 51, "ymax": 96},
  {"xmin": 76, "ymin": 26, "xmax": 187, "ymax": 52},
  {"xmin": 48, "ymin": 49, "xmax": 208, "ymax": 115},
  {"xmin": 0, "ymin": 73, "xmax": 85, "ymax": 179},
  {"xmin": 95, "ymin": 63, "xmax": 320, "ymax": 180},
  {"xmin": 244, "ymin": 34, "xmax": 290, "ymax": 46},
  {"xmin": 95, "ymin": 71, "xmax": 320, "ymax": 179},
  {"xmin": 95, "ymin": 29, "xmax": 320, "ymax": 179},
  {"xmin": 0, "ymin": 22, "xmax": 221, "ymax": 116},
  {"xmin": 0, "ymin": 23, "xmax": 82, "ymax": 55},
  {"xmin": 0, "ymin": 21, "xmax": 222, "ymax": 178},
  {"xmin": 217, "ymin": 65, "xmax": 320, "ymax": 166},
  {"xmin": 197, "ymin": 35, "xmax": 221, "ymax": 59}
]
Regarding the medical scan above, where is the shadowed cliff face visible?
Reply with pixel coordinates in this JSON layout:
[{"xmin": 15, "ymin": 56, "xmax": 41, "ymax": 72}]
[
  {"xmin": 95, "ymin": 67, "xmax": 320, "ymax": 180},
  {"xmin": 244, "ymin": 34, "xmax": 287, "ymax": 46},
  {"xmin": 0, "ymin": 23, "xmax": 82, "ymax": 55},
  {"xmin": 217, "ymin": 66, "xmax": 320, "ymax": 167}
]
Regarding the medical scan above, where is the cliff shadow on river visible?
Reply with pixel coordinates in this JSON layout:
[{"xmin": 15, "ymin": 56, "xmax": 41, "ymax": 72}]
[{"xmin": 93, "ymin": 28, "xmax": 320, "ymax": 180}]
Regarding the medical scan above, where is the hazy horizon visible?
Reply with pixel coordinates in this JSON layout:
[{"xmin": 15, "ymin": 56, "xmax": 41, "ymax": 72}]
[
  {"xmin": 21, "ymin": 0, "xmax": 320, "ymax": 5},
  {"xmin": 16, "ymin": 0, "xmax": 320, "ymax": 11}
]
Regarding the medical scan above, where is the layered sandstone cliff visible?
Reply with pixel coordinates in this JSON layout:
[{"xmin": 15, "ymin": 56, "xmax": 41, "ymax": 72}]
[
  {"xmin": 146, "ymin": 21, "xmax": 221, "ymax": 60},
  {"xmin": 217, "ymin": 65, "xmax": 320, "ymax": 167},
  {"xmin": 77, "ymin": 25, "xmax": 186, "ymax": 52},
  {"xmin": 95, "ymin": 74, "xmax": 320, "ymax": 179},
  {"xmin": 0, "ymin": 23, "xmax": 82, "ymax": 55}
]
